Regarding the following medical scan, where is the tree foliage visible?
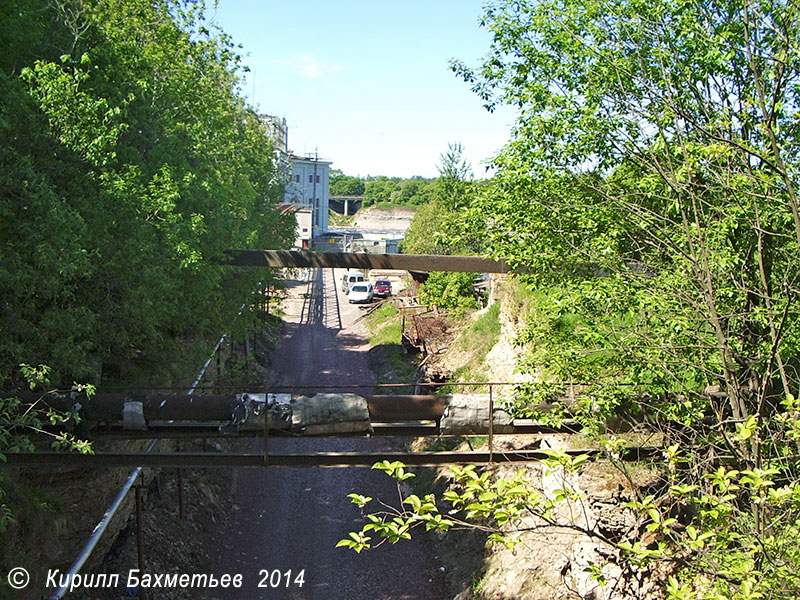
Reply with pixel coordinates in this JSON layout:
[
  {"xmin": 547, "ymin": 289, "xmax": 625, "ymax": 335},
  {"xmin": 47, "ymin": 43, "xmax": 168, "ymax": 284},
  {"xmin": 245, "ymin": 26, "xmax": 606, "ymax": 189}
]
[
  {"xmin": 343, "ymin": 1, "xmax": 800, "ymax": 597},
  {"xmin": 0, "ymin": 0, "xmax": 294, "ymax": 385},
  {"xmin": 329, "ymin": 169, "xmax": 365, "ymax": 196},
  {"xmin": 417, "ymin": 271, "xmax": 479, "ymax": 311},
  {"xmin": 402, "ymin": 143, "xmax": 485, "ymax": 255},
  {"xmin": 435, "ymin": 142, "xmax": 473, "ymax": 211},
  {"xmin": 329, "ymin": 171, "xmax": 438, "ymax": 208},
  {"xmin": 344, "ymin": 405, "xmax": 800, "ymax": 599},
  {"xmin": 450, "ymin": 0, "xmax": 800, "ymax": 426},
  {"xmin": 363, "ymin": 175, "xmax": 437, "ymax": 207}
]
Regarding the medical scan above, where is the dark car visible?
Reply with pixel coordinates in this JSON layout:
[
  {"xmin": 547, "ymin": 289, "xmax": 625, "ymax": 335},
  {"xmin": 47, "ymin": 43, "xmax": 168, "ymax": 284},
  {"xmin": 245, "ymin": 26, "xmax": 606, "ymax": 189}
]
[{"xmin": 374, "ymin": 279, "xmax": 392, "ymax": 297}]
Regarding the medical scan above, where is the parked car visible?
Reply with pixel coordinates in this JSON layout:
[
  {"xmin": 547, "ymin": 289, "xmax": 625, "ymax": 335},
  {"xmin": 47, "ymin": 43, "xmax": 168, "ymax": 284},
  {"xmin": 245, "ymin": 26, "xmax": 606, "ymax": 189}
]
[
  {"xmin": 348, "ymin": 283, "xmax": 374, "ymax": 304},
  {"xmin": 374, "ymin": 279, "xmax": 392, "ymax": 297},
  {"xmin": 341, "ymin": 270, "xmax": 365, "ymax": 293}
]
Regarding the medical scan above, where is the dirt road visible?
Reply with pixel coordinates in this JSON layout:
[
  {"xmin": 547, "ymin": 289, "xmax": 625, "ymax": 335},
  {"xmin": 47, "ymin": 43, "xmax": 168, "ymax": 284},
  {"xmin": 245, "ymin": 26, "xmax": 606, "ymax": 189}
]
[{"xmin": 207, "ymin": 269, "xmax": 447, "ymax": 599}]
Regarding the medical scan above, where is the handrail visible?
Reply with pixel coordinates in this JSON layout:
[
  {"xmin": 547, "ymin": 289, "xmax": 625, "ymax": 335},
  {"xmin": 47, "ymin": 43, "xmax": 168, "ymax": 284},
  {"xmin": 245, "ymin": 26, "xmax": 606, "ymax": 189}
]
[{"xmin": 47, "ymin": 333, "xmax": 226, "ymax": 600}]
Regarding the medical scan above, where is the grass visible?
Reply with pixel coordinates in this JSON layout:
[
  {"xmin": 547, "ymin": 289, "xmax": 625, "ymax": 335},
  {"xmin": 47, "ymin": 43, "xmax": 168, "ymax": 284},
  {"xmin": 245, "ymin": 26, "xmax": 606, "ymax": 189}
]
[
  {"xmin": 365, "ymin": 302, "xmax": 401, "ymax": 345},
  {"xmin": 328, "ymin": 209, "xmax": 356, "ymax": 227},
  {"xmin": 504, "ymin": 277, "xmax": 540, "ymax": 325},
  {"xmin": 442, "ymin": 301, "xmax": 502, "ymax": 392},
  {"xmin": 364, "ymin": 302, "xmax": 419, "ymax": 393},
  {"xmin": 453, "ymin": 302, "xmax": 501, "ymax": 357}
]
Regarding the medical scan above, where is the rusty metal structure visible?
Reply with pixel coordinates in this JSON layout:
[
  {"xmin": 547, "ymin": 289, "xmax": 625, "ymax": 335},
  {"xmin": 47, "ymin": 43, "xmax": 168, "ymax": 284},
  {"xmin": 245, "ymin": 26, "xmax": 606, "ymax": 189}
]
[
  {"xmin": 224, "ymin": 250, "xmax": 510, "ymax": 273},
  {"xmin": 20, "ymin": 389, "xmax": 578, "ymax": 436},
  {"xmin": 4, "ymin": 446, "xmax": 661, "ymax": 468},
  {"xmin": 6, "ymin": 387, "xmax": 663, "ymax": 470},
  {"xmin": 27, "ymin": 253, "xmax": 518, "ymax": 597}
]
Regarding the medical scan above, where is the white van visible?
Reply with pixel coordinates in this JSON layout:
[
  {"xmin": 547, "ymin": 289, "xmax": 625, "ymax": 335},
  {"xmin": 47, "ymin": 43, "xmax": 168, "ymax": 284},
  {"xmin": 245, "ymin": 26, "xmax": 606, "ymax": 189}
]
[{"xmin": 341, "ymin": 270, "xmax": 365, "ymax": 293}]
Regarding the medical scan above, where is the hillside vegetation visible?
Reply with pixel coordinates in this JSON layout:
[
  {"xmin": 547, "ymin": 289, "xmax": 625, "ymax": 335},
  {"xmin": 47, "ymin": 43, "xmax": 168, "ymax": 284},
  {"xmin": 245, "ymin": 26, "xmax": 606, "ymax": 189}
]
[
  {"xmin": 343, "ymin": 1, "xmax": 800, "ymax": 598},
  {"xmin": 0, "ymin": 0, "xmax": 294, "ymax": 584},
  {"xmin": 0, "ymin": 0, "xmax": 293, "ymax": 388},
  {"xmin": 330, "ymin": 171, "xmax": 436, "ymax": 208}
]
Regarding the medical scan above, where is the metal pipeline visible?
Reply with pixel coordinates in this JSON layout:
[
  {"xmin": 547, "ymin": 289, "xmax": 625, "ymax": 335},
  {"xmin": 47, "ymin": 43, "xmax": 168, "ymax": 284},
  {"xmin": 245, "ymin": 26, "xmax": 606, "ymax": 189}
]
[{"xmin": 25, "ymin": 393, "xmax": 450, "ymax": 425}]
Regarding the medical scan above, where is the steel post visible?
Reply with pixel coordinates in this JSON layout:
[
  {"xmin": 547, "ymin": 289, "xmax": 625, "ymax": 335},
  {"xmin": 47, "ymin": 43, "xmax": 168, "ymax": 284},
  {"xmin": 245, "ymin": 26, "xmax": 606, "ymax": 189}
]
[
  {"xmin": 489, "ymin": 384, "xmax": 494, "ymax": 464},
  {"xmin": 135, "ymin": 485, "xmax": 146, "ymax": 600},
  {"xmin": 176, "ymin": 441, "xmax": 185, "ymax": 520}
]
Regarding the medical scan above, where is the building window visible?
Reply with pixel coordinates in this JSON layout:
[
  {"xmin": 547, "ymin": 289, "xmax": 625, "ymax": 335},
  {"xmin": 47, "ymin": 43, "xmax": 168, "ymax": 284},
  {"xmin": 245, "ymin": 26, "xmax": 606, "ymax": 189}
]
[
  {"xmin": 294, "ymin": 174, "xmax": 299, "ymax": 183},
  {"xmin": 315, "ymin": 175, "xmax": 320, "ymax": 183},
  {"xmin": 309, "ymin": 175, "xmax": 313, "ymax": 183}
]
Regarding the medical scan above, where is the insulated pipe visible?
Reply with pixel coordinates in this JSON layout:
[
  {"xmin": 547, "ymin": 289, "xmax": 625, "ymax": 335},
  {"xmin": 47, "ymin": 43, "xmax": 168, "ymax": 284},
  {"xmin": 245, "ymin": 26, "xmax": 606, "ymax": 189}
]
[
  {"xmin": 27, "ymin": 393, "xmax": 239, "ymax": 422},
  {"xmin": 365, "ymin": 394, "xmax": 448, "ymax": 421},
  {"xmin": 27, "ymin": 393, "xmax": 452, "ymax": 424}
]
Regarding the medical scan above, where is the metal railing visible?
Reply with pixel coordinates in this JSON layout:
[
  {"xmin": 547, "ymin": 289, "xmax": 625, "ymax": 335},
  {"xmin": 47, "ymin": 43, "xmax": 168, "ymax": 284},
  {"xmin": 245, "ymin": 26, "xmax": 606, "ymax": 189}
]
[{"xmin": 47, "ymin": 334, "xmax": 226, "ymax": 600}]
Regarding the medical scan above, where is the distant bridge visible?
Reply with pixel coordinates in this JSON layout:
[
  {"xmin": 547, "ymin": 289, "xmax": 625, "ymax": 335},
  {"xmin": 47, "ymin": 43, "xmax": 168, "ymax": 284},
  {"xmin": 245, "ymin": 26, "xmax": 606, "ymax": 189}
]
[{"xmin": 329, "ymin": 196, "xmax": 363, "ymax": 215}]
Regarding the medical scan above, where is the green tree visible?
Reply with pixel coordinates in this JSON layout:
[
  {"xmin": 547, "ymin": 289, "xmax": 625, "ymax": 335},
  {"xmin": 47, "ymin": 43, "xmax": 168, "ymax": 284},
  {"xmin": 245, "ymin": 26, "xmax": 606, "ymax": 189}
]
[
  {"xmin": 403, "ymin": 143, "xmax": 483, "ymax": 255},
  {"xmin": 343, "ymin": 2, "xmax": 800, "ymax": 598},
  {"xmin": 446, "ymin": 0, "xmax": 800, "ymax": 594},
  {"xmin": 400, "ymin": 202, "xmax": 448, "ymax": 254},
  {"xmin": 418, "ymin": 271, "xmax": 478, "ymax": 311},
  {"xmin": 435, "ymin": 142, "xmax": 472, "ymax": 211},
  {"xmin": 363, "ymin": 176, "xmax": 401, "ymax": 207},
  {"xmin": 396, "ymin": 177, "xmax": 436, "ymax": 205},
  {"xmin": 452, "ymin": 0, "xmax": 800, "ymax": 426},
  {"xmin": 344, "ymin": 408, "xmax": 800, "ymax": 599},
  {"xmin": 0, "ymin": 0, "xmax": 294, "ymax": 386},
  {"xmin": 330, "ymin": 169, "xmax": 365, "ymax": 196}
]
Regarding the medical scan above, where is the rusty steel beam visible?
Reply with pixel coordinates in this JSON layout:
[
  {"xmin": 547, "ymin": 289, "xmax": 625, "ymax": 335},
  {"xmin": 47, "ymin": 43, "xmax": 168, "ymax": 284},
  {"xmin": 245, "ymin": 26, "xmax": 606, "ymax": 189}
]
[
  {"xmin": 0, "ymin": 447, "xmax": 662, "ymax": 468},
  {"xmin": 365, "ymin": 394, "xmax": 448, "ymax": 421},
  {"xmin": 83, "ymin": 421, "xmax": 580, "ymax": 441},
  {"xmin": 88, "ymin": 423, "xmax": 442, "ymax": 440},
  {"xmin": 224, "ymin": 250, "xmax": 510, "ymax": 273}
]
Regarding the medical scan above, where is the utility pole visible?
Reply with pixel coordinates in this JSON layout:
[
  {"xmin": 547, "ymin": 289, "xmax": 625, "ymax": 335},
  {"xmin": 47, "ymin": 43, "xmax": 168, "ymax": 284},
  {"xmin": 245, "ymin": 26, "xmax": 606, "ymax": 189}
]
[{"xmin": 311, "ymin": 148, "xmax": 318, "ymax": 231}]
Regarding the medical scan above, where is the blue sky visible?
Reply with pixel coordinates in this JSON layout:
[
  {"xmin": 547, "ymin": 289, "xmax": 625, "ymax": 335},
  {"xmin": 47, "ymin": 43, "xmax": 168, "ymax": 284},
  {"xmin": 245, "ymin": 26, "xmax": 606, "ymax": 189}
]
[{"xmin": 211, "ymin": 1, "xmax": 515, "ymax": 178}]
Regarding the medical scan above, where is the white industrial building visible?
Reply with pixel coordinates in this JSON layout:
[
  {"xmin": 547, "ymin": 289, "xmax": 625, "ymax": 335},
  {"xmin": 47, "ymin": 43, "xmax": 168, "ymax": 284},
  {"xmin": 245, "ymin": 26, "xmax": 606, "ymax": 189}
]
[
  {"xmin": 284, "ymin": 153, "xmax": 331, "ymax": 238},
  {"xmin": 259, "ymin": 114, "xmax": 332, "ymax": 242}
]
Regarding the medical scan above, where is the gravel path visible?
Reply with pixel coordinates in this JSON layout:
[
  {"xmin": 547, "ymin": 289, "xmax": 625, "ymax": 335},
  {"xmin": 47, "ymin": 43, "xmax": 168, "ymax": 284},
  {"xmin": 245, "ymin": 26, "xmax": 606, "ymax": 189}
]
[{"xmin": 205, "ymin": 269, "xmax": 447, "ymax": 599}]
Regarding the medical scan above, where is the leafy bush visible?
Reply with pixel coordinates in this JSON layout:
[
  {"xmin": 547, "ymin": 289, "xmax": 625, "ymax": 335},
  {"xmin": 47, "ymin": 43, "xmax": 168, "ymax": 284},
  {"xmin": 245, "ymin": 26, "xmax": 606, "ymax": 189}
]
[
  {"xmin": 342, "ymin": 398, "xmax": 800, "ymax": 599},
  {"xmin": 418, "ymin": 272, "xmax": 478, "ymax": 311}
]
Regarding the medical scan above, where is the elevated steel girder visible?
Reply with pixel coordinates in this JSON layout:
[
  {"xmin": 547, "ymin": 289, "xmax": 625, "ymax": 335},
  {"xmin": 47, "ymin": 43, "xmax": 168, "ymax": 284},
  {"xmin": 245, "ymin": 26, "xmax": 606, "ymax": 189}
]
[
  {"xmin": 85, "ymin": 421, "xmax": 580, "ymax": 440},
  {"xmin": 0, "ymin": 447, "xmax": 662, "ymax": 468},
  {"xmin": 224, "ymin": 250, "xmax": 510, "ymax": 273}
]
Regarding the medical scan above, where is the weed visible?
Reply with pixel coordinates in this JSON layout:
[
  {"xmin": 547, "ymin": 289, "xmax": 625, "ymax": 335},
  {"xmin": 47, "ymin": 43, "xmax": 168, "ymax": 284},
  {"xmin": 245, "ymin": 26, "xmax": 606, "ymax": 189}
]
[{"xmin": 365, "ymin": 302, "xmax": 418, "ymax": 393}]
